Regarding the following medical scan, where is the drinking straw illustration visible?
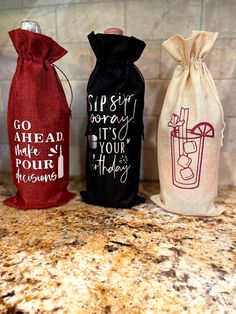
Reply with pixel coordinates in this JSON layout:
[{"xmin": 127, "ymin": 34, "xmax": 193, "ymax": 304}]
[{"xmin": 179, "ymin": 107, "xmax": 189, "ymax": 156}]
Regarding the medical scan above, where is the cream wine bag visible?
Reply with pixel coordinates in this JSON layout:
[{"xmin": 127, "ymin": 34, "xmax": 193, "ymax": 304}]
[{"xmin": 151, "ymin": 31, "xmax": 225, "ymax": 216}]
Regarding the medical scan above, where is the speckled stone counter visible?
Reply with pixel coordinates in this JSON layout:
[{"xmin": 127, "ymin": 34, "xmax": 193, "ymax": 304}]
[{"xmin": 0, "ymin": 173, "xmax": 235, "ymax": 314}]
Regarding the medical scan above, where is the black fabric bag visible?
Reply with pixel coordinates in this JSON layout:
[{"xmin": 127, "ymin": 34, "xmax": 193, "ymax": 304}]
[{"xmin": 81, "ymin": 31, "xmax": 146, "ymax": 208}]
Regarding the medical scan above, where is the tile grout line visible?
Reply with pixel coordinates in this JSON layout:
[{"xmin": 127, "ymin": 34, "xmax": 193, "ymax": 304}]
[
  {"xmin": 30, "ymin": 37, "xmax": 236, "ymax": 46},
  {"xmin": 159, "ymin": 40, "xmax": 162, "ymax": 80},
  {"xmin": 124, "ymin": 0, "xmax": 127, "ymax": 34},
  {"xmin": 2, "ymin": 78, "xmax": 236, "ymax": 82},
  {"xmin": 55, "ymin": 5, "xmax": 58, "ymax": 42},
  {"xmin": 200, "ymin": 0, "xmax": 204, "ymax": 30}
]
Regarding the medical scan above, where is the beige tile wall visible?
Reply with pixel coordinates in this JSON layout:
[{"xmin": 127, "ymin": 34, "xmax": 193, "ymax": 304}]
[{"xmin": 0, "ymin": 0, "xmax": 235, "ymax": 185}]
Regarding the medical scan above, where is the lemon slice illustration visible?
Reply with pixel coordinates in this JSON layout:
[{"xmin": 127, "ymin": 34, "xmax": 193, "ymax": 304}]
[{"xmin": 191, "ymin": 122, "xmax": 214, "ymax": 138}]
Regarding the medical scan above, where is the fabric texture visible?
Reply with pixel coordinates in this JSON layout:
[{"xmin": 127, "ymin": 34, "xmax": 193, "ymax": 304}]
[
  {"xmin": 4, "ymin": 29, "xmax": 75, "ymax": 209},
  {"xmin": 81, "ymin": 32, "xmax": 146, "ymax": 208},
  {"xmin": 151, "ymin": 31, "xmax": 225, "ymax": 216}
]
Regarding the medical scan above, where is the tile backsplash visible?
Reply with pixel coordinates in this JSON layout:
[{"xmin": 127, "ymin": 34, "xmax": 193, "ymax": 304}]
[{"xmin": 0, "ymin": 0, "xmax": 235, "ymax": 185}]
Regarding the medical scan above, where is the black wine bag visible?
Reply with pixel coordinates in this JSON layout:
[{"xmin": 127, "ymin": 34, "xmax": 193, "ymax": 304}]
[{"xmin": 81, "ymin": 31, "xmax": 146, "ymax": 208}]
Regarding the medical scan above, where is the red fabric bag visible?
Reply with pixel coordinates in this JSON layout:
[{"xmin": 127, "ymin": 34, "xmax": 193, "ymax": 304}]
[{"xmin": 4, "ymin": 29, "xmax": 75, "ymax": 209}]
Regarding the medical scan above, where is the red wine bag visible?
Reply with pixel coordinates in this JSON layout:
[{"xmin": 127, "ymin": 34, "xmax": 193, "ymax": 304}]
[{"xmin": 4, "ymin": 29, "xmax": 75, "ymax": 209}]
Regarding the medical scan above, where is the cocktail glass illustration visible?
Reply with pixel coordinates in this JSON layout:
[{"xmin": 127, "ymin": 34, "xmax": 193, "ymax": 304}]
[{"xmin": 168, "ymin": 107, "xmax": 214, "ymax": 189}]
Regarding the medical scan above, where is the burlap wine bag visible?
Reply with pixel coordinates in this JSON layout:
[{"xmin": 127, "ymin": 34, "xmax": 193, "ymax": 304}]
[
  {"xmin": 4, "ymin": 29, "xmax": 75, "ymax": 209},
  {"xmin": 151, "ymin": 31, "xmax": 225, "ymax": 216}
]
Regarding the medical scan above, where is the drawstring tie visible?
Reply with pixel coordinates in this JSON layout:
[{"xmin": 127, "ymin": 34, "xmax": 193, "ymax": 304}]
[{"xmin": 53, "ymin": 63, "xmax": 73, "ymax": 115}]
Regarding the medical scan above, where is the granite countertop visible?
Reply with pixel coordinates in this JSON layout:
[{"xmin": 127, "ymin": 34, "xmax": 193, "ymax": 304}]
[{"xmin": 0, "ymin": 173, "xmax": 235, "ymax": 314}]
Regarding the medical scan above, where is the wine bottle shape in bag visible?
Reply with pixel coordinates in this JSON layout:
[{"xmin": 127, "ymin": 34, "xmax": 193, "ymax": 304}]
[
  {"xmin": 81, "ymin": 28, "xmax": 146, "ymax": 208},
  {"xmin": 4, "ymin": 21, "xmax": 75, "ymax": 209},
  {"xmin": 151, "ymin": 31, "xmax": 225, "ymax": 216}
]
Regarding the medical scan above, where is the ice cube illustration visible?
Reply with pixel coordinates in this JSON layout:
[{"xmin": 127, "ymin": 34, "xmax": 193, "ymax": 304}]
[
  {"xmin": 184, "ymin": 141, "xmax": 197, "ymax": 154},
  {"xmin": 180, "ymin": 167, "xmax": 194, "ymax": 180},
  {"xmin": 177, "ymin": 155, "xmax": 192, "ymax": 168},
  {"xmin": 88, "ymin": 134, "xmax": 98, "ymax": 149}
]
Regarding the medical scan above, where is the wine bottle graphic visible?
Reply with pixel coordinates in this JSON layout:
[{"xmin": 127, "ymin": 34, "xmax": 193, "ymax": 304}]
[{"xmin": 58, "ymin": 145, "xmax": 64, "ymax": 179}]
